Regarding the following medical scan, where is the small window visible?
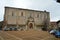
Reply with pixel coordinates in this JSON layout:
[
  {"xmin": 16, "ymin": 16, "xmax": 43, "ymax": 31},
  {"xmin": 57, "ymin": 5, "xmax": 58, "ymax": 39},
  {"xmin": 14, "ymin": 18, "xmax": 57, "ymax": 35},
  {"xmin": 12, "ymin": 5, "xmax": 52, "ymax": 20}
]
[
  {"xmin": 12, "ymin": 12, "xmax": 14, "ymax": 16},
  {"xmin": 30, "ymin": 13, "xmax": 32, "ymax": 17},
  {"xmin": 37, "ymin": 14, "xmax": 39, "ymax": 17},
  {"xmin": 21, "ymin": 12, "xmax": 23, "ymax": 16}
]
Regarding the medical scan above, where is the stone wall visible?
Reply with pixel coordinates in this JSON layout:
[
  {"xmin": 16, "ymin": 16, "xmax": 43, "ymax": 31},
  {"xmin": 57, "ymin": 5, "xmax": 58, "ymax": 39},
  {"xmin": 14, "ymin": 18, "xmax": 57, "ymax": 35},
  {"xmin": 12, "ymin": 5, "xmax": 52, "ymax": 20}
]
[{"xmin": 3, "ymin": 7, "xmax": 50, "ymax": 30}]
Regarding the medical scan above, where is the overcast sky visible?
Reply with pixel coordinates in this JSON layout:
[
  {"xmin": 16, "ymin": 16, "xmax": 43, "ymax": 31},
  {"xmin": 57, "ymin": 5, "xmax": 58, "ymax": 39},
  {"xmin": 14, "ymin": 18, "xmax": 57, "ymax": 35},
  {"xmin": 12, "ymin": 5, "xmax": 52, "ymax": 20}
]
[{"xmin": 0, "ymin": 0, "xmax": 60, "ymax": 21}]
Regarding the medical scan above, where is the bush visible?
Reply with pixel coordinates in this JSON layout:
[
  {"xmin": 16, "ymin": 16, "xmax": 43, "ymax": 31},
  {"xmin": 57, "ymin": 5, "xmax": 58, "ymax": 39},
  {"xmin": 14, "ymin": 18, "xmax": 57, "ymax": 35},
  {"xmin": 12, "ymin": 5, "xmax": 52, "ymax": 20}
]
[
  {"xmin": 14, "ymin": 28, "xmax": 17, "ymax": 31},
  {"xmin": 42, "ymin": 27, "xmax": 47, "ymax": 31},
  {"xmin": 9, "ymin": 28, "xmax": 12, "ymax": 31}
]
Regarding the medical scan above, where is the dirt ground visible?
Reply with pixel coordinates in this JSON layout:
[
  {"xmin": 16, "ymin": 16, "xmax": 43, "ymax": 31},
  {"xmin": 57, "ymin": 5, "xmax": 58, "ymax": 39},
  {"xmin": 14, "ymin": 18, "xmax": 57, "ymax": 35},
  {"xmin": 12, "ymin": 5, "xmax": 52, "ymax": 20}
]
[{"xmin": 0, "ymin": 30, "xmax": 60, "ymax": 40}]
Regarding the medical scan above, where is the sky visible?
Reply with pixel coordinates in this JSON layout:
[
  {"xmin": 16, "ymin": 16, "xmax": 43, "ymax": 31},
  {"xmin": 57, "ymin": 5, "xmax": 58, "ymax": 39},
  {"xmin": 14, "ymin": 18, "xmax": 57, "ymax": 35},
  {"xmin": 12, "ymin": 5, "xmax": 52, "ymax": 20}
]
[{"xmin": 0, "ymin": 0, "xmax": 60, "ymax": 22}]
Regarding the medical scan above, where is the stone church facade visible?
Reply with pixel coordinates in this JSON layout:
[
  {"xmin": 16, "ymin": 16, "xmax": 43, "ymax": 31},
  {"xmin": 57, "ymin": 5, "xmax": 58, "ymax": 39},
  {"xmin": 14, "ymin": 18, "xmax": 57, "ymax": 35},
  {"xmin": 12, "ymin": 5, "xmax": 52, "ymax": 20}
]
[{"xmin": 3, "ymin": 7, "xmax": 50, "ymax": 31}]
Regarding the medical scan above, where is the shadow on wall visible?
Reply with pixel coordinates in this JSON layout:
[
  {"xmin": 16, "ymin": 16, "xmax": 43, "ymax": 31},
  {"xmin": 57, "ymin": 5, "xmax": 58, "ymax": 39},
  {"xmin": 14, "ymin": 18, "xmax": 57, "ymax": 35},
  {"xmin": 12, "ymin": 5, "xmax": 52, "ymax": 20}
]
[{"xmin": 0, "ymin": 21, "xmax": 3, "ymax": 30}]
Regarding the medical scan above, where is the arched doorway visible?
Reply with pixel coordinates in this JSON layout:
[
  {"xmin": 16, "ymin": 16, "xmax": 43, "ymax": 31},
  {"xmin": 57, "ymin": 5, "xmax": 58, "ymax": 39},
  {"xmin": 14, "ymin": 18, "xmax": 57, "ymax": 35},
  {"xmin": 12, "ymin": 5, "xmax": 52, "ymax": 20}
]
[{"xmin": 29, "ymin": 23, "xmax": 33, "ymax": 29}]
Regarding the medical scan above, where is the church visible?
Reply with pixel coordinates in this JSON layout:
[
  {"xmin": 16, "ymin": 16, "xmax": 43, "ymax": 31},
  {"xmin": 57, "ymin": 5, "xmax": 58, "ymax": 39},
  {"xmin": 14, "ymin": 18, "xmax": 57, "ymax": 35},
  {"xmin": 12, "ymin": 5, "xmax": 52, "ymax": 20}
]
[{"xmin": 3, "ymin": 7, "xmax": 50, "ymax": 31}]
